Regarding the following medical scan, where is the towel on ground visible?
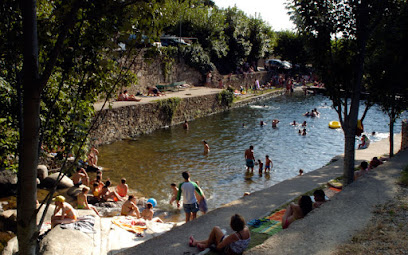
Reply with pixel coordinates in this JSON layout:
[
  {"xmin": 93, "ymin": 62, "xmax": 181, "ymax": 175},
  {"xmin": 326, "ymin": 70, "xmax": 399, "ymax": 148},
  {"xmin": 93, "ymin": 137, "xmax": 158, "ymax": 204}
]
[
  {"xmin": 112, "ymin": 216, "xmax": 147, "ymax": 234},
  {"xmin": 60, "ymin": 215, "xmax": 96, "ymax": 233}
]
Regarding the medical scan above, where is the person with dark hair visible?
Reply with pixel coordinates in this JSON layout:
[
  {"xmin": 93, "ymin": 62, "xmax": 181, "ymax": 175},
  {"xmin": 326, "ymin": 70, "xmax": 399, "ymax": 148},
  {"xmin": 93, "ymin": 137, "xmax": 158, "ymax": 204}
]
[
  {"xmin": 203, "ymin": 140, "xmax": 210, "ymax": 154},
  {"xmin": 121, "ymin": 195, "xmax": 141, "ymax": 217},
  {"xmin": 176, "ymin": 171, "xmax": 203, "ymax": 222},
  {"xmin": 99, "ymin": 180, "xmax": 123, "ymax": 202},
  {"xmin": 116, "ymin": 178, "xmax": 128, "ymax": 198},
  {"xmin": 244, "ymin": 145, "xmax": 255, "ymax": 173},
  {"xmin": 313, "ymin": 189, "xmax": 326, "ymax": 209},
  {"xmin": 282, "ymin": 195, "xmax": 313, "ymax": 229},
  {"xmin": 354, "ymin": 161, "xmax": 369, "ymax": 180},
  {"xmin": 189, "ymin": 214, "xmax": 251, "ymax": 253}
]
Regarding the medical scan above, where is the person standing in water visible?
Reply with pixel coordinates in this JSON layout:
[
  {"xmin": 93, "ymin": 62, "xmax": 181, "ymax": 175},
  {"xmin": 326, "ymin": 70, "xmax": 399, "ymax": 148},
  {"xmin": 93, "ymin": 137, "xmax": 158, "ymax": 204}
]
[
  {"xmin": 244, "ymin": 146, "xmax": 255, "ymax": 173},
  {"xmin": 203, "ymin": 140, "xmax": 210, "ymax": 154}
]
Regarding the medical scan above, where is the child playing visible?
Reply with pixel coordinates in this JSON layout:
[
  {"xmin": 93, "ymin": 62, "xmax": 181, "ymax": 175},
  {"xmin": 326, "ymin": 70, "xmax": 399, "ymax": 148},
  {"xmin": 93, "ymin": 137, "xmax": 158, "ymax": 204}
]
[
  {"xmin": 77, "ymin": 187, "xmax": 101, "ymax": 216},
  {"xmin": 169, "ymin": 183, "xmax": 178, "ymax": 205},
  {"xmin": 141, "ymin": 202, "xmax": 163, "ymax": 223},
  {"xmin": 258, "ymin": 159, "xmax": 264, "ymax": 174},
  {"xmin": 265, "ymin": 155, "xmax": 273, "ymax": 172}
]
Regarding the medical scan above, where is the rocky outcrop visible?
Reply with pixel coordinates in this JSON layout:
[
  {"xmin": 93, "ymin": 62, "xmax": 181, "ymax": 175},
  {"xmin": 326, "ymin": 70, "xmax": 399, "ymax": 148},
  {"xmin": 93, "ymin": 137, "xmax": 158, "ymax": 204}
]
[
  {"xmin": 0, "ymin": 170, "xmax": 17, "ymax": 198},
  {"xmin": 37, "ymin": 165, "xmax": 49, "ymax": 181},
  {"xmin": 41, "ymin": 173, "xmax": 74, "ymax": 189}
]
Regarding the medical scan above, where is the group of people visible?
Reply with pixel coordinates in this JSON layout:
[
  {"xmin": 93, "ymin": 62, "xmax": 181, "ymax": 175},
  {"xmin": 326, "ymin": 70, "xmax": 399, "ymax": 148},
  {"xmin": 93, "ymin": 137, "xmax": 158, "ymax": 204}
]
[
  {"xmin": 244, "ymin": 145, "xmax": 273, "ymax": 175},
  {"xmin": 304, "ymin": 108, "xmax": 320, "ymax": 117},
  {"xmin": 117, "ymin": 86, "xmax": 164, "ymax": 102},
  {"xmin": 354, "ymin": 156, "xmax": 385, "ymax": 180}
]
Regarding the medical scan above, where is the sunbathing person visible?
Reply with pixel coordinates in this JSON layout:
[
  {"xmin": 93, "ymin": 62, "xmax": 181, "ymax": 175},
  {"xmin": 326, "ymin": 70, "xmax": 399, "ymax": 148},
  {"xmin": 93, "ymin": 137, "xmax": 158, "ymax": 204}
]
[
  {"xmin": 369, "ymin": 157, "xmax": 383, "ymax": 169},
  {"xmin": 282, "ymin": 195, "xmax": 313, "ymax": 229},
  {"xmin": 116, "ymin": 178, "xmax": 128, "ymax": 198},
  {"xmin": 99, "ymin": 180, "xmax": 123, "ymax": 201},
  {"xmin": 354, "ymin": 161, "xmax": 369, "ymax": 180},
  {"xmin": 121, "ymin": 195, "xmax": 141, "ymax": 218},
  {"xmin": 190, "ymin": 214, "xmax": 251, "ymax": 254},
  {"xmin": 51, "ymin": 195, "xmax": 78, "ymax": 228},
  {"xmin": 123, "ymin": 90, "xmax": 141, "ymax": 101},
  {"xmin": 141, "ymin": 202, "xmax": 163, "ymax": 223},
  {"xmin": 77, "ymin": 187, "xmax": 100, "ymax": 216},
  {"xmin": 147, "ymin": 86, "xmax": 164, "ymax": 96},
  {"xmin": 313, "ymin": 189, "xmax": 326, "ymax": 209},
  {"xmin": 72, "ymin": 167, "xmax": 89, "ymax": 187}
]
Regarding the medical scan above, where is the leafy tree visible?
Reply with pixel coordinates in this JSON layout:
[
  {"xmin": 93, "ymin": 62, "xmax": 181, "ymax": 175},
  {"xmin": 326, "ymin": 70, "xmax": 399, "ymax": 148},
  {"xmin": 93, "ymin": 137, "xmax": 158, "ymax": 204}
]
[
  {"xmin": 1, "ymin": 0, "xmax": 163, "ymax": 253},
  {"xmin": 247, "ymin": 16, "xmax": 274, "ymax": 70},
  {"xmin": 288, "ymin": 0, "xmax": 394, "ymax": 184},
  {"xmin": 273, "ymin": 31, "xmax": 310, "ymax": 66},
  {"xmin": 365, "ymin": 0, "xmax": 408, "ymax": 157}
]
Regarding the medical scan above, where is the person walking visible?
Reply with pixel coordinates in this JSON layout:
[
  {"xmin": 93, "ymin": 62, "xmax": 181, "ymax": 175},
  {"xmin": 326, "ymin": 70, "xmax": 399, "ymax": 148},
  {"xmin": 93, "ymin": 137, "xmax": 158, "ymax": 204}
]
[{"xmin": 176, "ymin": 171, "xmax": 203, "ymax": 222}]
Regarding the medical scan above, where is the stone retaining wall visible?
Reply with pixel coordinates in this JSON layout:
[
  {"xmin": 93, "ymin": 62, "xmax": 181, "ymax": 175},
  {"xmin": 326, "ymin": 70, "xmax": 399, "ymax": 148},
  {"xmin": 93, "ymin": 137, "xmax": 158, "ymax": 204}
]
[
  {"xmin": 402, "ymin": 119, "xmax": 408, "ymax": 150},
  {"xmin": 90, "ymin": 90, "xmax": 283, "ymax": 146}
]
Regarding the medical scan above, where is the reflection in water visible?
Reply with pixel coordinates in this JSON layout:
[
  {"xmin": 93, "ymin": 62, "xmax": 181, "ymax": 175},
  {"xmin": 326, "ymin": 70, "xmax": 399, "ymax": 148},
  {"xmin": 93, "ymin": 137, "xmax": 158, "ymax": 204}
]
[{"xmin": 98, "ymin": 94, "xmax": 407, "ymax": 221}]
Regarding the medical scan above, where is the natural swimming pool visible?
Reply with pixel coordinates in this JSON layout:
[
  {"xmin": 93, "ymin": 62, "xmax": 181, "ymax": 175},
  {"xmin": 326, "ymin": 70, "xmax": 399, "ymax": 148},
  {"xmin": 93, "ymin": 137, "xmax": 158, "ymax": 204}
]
[{"xmin": 98, "ymin": 93, "xmax": 407, "ymax": 221}]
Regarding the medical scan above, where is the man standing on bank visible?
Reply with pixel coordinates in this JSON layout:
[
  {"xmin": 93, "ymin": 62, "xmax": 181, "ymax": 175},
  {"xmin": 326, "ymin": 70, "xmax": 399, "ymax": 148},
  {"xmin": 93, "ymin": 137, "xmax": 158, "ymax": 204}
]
[{"xmin": 176, "ymin": 171, "xmax": 203, "ymax": 222}]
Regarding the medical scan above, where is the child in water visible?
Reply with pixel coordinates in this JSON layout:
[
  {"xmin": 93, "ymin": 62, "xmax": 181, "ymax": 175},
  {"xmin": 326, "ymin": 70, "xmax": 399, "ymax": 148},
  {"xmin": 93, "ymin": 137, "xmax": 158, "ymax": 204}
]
[
  {"xmin": 169, "ymin": 183, "xmax": 178, "ymax": 205},
  {"xmin": 141, "ymin": 202, "xmax": 163, "ymax": 223},
  {"xmin": 258, "ymin": 159, "xmax": 264, "ymax": 174},
  {"xmin": 265, "ymin": 155, "xmax": 273, "ymax": 172}
]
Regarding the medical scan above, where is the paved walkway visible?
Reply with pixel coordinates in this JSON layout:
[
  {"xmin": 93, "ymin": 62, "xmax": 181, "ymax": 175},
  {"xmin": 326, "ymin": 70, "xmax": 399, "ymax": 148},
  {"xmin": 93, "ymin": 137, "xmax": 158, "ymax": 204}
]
[{"xmin": 119, "ymin": 134, "xmax": 403, "ymax": 254}]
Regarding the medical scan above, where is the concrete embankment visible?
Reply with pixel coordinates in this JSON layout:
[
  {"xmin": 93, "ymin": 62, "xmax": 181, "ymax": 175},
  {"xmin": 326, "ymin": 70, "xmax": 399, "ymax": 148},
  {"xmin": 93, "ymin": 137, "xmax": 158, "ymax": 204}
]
[
  {"xmin": 91, "ymin": 87, "xmax": 284, "ymax": 145},
  {"xmin": 119, "ymin": 132, "xmax": 403, "ymax": 254}
]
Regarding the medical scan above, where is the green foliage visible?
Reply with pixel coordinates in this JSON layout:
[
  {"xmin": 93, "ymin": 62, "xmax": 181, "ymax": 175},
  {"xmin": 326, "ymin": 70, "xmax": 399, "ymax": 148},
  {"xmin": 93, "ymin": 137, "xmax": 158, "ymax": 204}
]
[
  {"xmin": 0, "ymin": 0, "xmax": 158, "ymax": 169},
  {"xmin": 217, "ymin": 89, "xmax": 234, "ymax": 107},
  {"xmin": 179, "ymin": 44, "xmax": 214, "ymax": 75},
  {"xmin": 399, "ymin": 165, "xmax": 408, "ymax": 186},
  {"xmin": 274, "ymin": 31, "xmax": 311, "ymax": 65},
  {"xmin": 157, "ymin": 97, "xmax": 182, "ymax": 123}
]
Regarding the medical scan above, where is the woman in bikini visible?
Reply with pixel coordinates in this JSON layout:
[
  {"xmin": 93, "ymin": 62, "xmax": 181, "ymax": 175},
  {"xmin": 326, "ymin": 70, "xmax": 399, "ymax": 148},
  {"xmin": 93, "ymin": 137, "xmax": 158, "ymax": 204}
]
[
  {"xmin": 282, "ymin": 195, "xmax": 312, "ymax": 229},
  {"xmin": 189, "ymin": 214, "xmax": 251, "ymax": 254}
]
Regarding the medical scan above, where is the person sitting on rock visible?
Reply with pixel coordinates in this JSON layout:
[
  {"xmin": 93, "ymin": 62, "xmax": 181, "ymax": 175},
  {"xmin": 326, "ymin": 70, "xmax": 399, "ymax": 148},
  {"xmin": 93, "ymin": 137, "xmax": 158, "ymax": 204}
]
[
  {"xmin": 72, "ymin": 167, "xmax": 89, "ymax": 187},
  {"xmin": 282, "ymin": 195, "xmax": 312, "ymax": 229},
  {"xmin": 141, "ymin": 202, "xmax": 163, "ymax": 223},
  {"xmin": 121, "ymin": 195, "xmax": 141, "ymax": 217},
  {"xmin": 77, "ymin": 187, "xmax": 100, "ymax": 216},
  {"xmin": 99, "ymin": 180, "xmax": 123, "ymax": 202},
  {"xmin": 358, "ymin": 134, "xmax": 370, "ymax": 149},
  {"xmin": 116, "ymin": 178, "xmax": 128, "ymax": 198},
  {"xmin": 87, "ymin": 146, "xmax": 99, "ymax": 171},
  {"xmin": 51, "ymin": 195, "xmax": 78, "ymax": 228}
]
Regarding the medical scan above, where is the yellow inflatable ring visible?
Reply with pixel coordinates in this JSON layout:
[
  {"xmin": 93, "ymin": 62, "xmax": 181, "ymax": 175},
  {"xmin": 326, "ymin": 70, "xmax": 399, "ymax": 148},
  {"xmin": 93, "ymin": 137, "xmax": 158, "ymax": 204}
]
[
  {"xmin": 329, "ymin": 121, "xmax": 341, "ymax": 129},
  {"xmin": 328, "ymin": 179, "xmax": 343, "ymax": 189}
]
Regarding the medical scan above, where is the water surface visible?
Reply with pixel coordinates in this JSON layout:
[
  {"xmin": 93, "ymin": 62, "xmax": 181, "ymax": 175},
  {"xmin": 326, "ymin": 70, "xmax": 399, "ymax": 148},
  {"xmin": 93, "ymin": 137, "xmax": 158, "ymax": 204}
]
[{"xmin": 98, "ymin": 94, "xmax": 406, "ymax": 221}]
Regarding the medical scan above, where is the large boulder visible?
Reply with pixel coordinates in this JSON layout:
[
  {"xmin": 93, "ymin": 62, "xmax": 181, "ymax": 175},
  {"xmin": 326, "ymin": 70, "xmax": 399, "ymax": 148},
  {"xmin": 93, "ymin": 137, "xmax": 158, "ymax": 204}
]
[
  {"xmin": 0, "ymin": 170, "xmax": 17, "ymax": 197},
  {"xmin": 41, "ymin": 173, "xmax": 74, "ymax": 189},
  {"xmin": 38, "ymin": 227, "xmax": 93, "ymax": 255},
  {"xmin": 37, "ymin": 165, "xmax": 49, "ymax": 181},
  {"xmin": 66, "ymin": 185, "xmax": 85, "ymax": 198}
]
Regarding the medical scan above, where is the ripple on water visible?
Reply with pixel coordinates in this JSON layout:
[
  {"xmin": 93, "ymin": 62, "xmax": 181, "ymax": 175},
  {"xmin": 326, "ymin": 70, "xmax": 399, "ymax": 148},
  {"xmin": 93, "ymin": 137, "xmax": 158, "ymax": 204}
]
[{"xmin": 98, "ymin": 94, "xmax": 408, "ymax": 222}]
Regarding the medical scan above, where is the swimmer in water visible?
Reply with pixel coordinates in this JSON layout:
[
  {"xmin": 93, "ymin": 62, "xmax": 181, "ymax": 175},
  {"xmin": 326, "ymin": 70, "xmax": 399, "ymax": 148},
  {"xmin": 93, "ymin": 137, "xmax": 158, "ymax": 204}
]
[
  {"xmin": 203, "ymin": 140, "xmax": 210, "ymax": 154},
  {"xmin": 272, "ymin": 119, "xmax": 280, "ymax": 128},
  {"xmin": 291, "ymin": 120, "xmax": 297, "ymax": 126}
]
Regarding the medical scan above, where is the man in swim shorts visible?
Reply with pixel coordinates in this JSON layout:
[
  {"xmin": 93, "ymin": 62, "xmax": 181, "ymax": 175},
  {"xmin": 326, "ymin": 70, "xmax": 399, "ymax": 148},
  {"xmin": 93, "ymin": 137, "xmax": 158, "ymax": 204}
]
[
  {"xmin": 244, "ymin": 146, "xmax": 255, "ymax": 173},
  {"xmin": 176, "ymin": 171, "xmax": 203, "ymax": 222}
]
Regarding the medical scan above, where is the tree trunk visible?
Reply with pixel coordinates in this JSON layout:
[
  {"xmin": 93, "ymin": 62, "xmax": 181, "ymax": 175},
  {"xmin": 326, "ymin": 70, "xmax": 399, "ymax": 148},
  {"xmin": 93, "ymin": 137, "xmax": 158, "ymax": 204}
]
[
  {"xmin": 389, "ymin": 111, "xmax": 395, "ymax": 157},
  {"xmin": 344, "ymin": 129, "xmax": 357, "ymax": 184},
  {"xmin": 18, "ymin": 0, "xmax": 40, "ymax": 254}
]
